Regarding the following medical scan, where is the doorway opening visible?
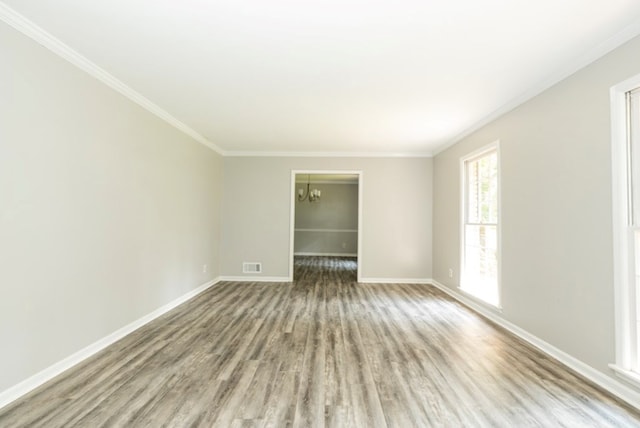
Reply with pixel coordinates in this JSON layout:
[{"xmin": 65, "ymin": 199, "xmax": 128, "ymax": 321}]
[{"xmin": 289, "ymin": 170, "xmax": 362, "ymax": 281}]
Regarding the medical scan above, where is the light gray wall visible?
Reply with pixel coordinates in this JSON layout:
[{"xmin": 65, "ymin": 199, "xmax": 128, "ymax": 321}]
[
  {"xmin": 294, "ymin": 182, "xmax": 358, "ymax": 255},
  {"xmin": 433, "ymin": 34, "xmax": 640, "ymax": 381},
  {"xmin": 0, "ymin": 21, "xmax": 223, "ymax": 392},
  {"xmin": 221, "ymin": 157, "xmax": 433, "ymax": 280}
]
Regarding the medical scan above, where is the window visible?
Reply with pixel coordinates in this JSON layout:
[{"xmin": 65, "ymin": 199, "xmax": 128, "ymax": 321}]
[
  {"xmin": 631, "ymin": 88, "xmax": 640, "ymax": 374},
  {"xmin": 461, "ymin": 142, "xmax": 500, "ymax": 307},
  {"xmin": 611, "ymin": 76, "xmax": 640, "ymax": 386}
]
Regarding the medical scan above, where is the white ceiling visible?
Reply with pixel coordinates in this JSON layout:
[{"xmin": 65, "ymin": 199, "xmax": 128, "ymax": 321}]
[{"xmin": 3, "ymin": 1, "xmax": 640, "ymax": 156}]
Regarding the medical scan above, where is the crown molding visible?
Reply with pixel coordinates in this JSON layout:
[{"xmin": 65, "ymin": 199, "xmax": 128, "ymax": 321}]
[
  {"xmin": 223, "ymin": 150, "xmax": 433, "ymax": 158},
  {"xmin": 0, "ymin": 2, "xmax": 224, "ymax": 155},
  {"xmin": 433, "ymin": 17, "xmax": 640, "ymax": 156},
  {"xmin": 0, "ymin": 2, "xmax": 434, "ymax": 160},
  {"xmin": 12, "ymin": 0, "xmax": 637, "ymax": 161}
]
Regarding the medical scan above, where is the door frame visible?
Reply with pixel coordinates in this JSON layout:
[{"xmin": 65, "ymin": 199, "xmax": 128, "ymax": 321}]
[{"xmin": 289, "ymin": 169, "xmax": 363, "ymax": 281}]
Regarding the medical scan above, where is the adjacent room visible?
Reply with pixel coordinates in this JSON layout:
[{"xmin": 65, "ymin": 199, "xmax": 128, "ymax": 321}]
[
  {"xmin": 293, "ymin": 173, "xmax": 360, "ymax": 280},
  {"xmin": 2, "ymin": 0, "xmax": 640, "ymax": 426}
]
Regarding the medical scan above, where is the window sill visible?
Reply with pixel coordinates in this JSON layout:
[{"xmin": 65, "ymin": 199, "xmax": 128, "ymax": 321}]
[{"xmin": 609, "ymin": 364, "xmax": 640, "ymax": 389}]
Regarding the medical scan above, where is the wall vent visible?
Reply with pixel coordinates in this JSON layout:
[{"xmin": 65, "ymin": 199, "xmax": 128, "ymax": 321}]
[{"xmin": 243, "ymin": 262, "xmax": 262, "ymax": 274}]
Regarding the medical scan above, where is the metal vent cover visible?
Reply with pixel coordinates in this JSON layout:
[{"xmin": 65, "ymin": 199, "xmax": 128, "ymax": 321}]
[{"xmin": 242, "ymin": 262, "xmax": 262, "ymax": 273}]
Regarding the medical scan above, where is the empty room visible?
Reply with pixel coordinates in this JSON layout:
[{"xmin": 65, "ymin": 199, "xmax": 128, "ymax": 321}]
[{"xmin": 3, "ymin": 0, "xmax": 640, "ymax": 426}]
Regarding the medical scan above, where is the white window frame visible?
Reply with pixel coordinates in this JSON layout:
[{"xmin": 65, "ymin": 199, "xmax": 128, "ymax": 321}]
[
  {"xmin": 459, "ymin": 141, "xmax": 502, "ymax": 309},
  {"xmin": 610, "ymin": 73, "xmax": 640, "ymax": 388}
]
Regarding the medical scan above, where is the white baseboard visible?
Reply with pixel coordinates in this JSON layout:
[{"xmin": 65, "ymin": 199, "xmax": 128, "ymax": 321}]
[
  {"xmin": 358, "ymin": 277, "xmax": 432, "ymax": 284},
  {"xmin": 218, "ymin": 276, "xmax": 291, "ymax": 282},
  {"xmin": 294, "ymin": 252, "xmax": 357, "ymax": 257},
  {"xmin": 0, "ymin": 277, "xmax": 220, "ymax": 411},
  {"xmin": 429, "ymin": 279, "xmax": 640, "ymax": 411}
]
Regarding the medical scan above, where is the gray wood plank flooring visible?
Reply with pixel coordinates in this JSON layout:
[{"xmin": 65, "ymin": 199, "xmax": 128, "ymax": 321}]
[{"xmin": 1, "ymin": 256, "xmax": 639, "ymax": 427}]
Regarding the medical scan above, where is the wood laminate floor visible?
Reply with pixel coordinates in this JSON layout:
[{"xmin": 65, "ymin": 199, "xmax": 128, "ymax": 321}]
[{"xmin": 1, "ymin": 256, "xmax": 639, "ymax": 427}]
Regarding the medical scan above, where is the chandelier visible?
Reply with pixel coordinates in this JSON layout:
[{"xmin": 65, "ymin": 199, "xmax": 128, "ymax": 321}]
[{"xmin": 297, "ymin": 175, "xmax": 321, "ymax": 202}]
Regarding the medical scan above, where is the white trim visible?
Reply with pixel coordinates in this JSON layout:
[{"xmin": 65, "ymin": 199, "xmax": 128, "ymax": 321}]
[
  {"xmin": 610, "ymin": 73, "xmax": 640, "ymax": 372},
  {"xmin": 461, "ymin": 141, "xmax": 500, "ymax": 164},
  {"xmin": 0, "ymin": 277, "xmax": 220, "ymax": 411},
  {"xmin": 294, "ymin": 252, "xmax": 358, "ymax": 257},
  {"xmin": 610, "ymin": 364, "xmax": 640, "ymax": 390},
  {"xmin": 295, "ymin": 228, "xmax": 358, "ymax": 233},
  {"xmin": 0, "ymin": 2, "xmax": 223, "ymax": 155},
  {"xmin": 225, "ymin": 151, "xmax": 432, "ymax": 158},
  {"xmin": 358, "ymin": 278, "xmax": 432, "ymax": 284},
  {"xmin": 357, "ymin": 175, "xmax": 363, "ymax": 283},
  {"xmin": 429, "ymin": 279, "xmax": 640, "ymax": 410},
  {"xmin": 434, "ymin": 17, "xmax": 640, "ymax": 156},
  {"xmin": 456, "ymin": 286, "xmax": 503, "ymax": 312},
  {"xmin": 294, "ymin": 180, "xmax": 359, "ymax": 185},
  {"xmin": 218, "ymin": 276, "xmax": 290, "ymax": 282},
  {"xmin": 290, "ymin": 170, "xmax": 363, "ymax": 283}
]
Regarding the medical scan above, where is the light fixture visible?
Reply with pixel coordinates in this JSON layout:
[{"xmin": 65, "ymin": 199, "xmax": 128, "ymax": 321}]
[{"xmin": 298, "ymin": 175, "xmax": 321, "ymax": 202}]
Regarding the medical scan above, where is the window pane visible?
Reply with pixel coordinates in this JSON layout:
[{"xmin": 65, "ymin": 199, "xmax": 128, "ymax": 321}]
[
  {"xmin": 630, "ymin": 89, "xmax": 640, "ymax": 371},
  {"xmin": 465, "ymin": 225, "xmax": 498, "ymax": 279},
  {"xmin": 462, "ymin": 146, "xmax": 499, "ymax": 307},
  {"xmin": 630, "ymin": 89, "xmax": 640, "ymax": 226},
  {"xmin": 463, "ymin": 224, "xmax": 499, "ymax": 305},
  {"xmin": 467, "ymin": 152, "xmax": 498, "ymax": 224},
  {"xmin": 467, "ymin": 161, "xmax": 479, "ymax": 223}
]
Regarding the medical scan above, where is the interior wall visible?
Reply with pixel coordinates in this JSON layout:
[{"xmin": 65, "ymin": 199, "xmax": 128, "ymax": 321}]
[
  {"xmin": 220, "ymin": 157, "xmax": 433, "ymax": 280},
  {"xmin": 433, "ymin": 34, "xmax": 640, "ymax": 385},
  {"xmin": 294, "ymin": 181, "xmax": 358, "ymax": 256},
  {"xmin": 0, "ymin": 21, "xmax": 223, "ymax": 393}
]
